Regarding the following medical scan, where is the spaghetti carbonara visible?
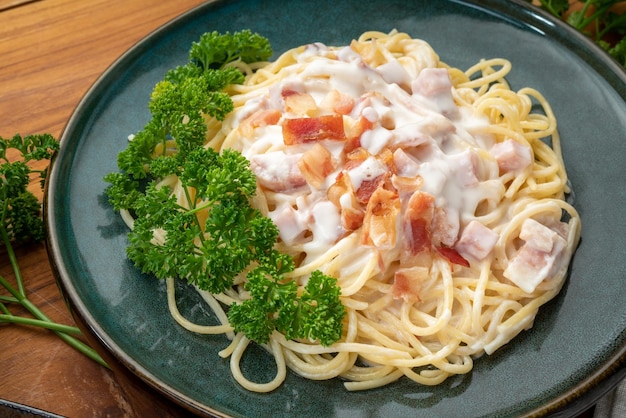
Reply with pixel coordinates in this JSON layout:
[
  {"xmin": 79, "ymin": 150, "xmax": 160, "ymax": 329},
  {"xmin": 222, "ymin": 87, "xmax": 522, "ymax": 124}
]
[{"xmin": 145, "ymin": 30, "xmax": 580, "ymax": 392}]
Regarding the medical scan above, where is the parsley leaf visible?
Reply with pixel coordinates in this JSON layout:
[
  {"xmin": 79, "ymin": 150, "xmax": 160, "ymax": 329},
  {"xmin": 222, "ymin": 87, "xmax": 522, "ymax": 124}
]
[
  {"xmin": 0, "ymin": 133, "xmax": 106, "ymax": 367},
  {"xmin": 104, "ymin": 30, "xmax": 345, "ymax": 349}
]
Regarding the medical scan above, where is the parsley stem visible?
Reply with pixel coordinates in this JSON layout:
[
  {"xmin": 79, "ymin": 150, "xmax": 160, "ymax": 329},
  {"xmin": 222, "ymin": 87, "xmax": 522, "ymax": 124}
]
[
  {"xmin": 0, "ymin": 273, "xmax": 109, "ymax": 367},
  {"xmin": 0, "ymin": 301, "xmax": 11, "ymax": 315},
  {"xmin": 0, "ymin": 202, "xmax": 25, "ymax": 296},
  {"xmin": 3, "ymin": 278, "xmax": 109, "ymax": 367},
  {"xmin": 0, "ymin": 228, "xmax": 108, "ymax": 368},
  {"xmin": 186, "ymin": 199, "xmax": 213, "ymax": 216},
  {"xmin": 183, "ymin": 187, "xmax": 207, "ymax": 244},
  {"xmin": 0, "ymin": 294, "xmax": 18, "ymax": 304},
  {"xmin": 0, "ymin": 313, "xmax": 81, "ymax": 334}
]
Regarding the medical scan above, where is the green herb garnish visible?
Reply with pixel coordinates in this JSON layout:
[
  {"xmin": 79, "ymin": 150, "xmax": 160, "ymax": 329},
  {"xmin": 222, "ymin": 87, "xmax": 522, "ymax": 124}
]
[
  {"xmin": 533, "ymin": 0, "xmax": 626, "ymax": 68},
  {"xmin": 104, "ymin": 30, "xmax": 346, "ymax": 347},
  {"xmin": 0, "ymin": 133, "xmax": 106, "ymax": 367}
]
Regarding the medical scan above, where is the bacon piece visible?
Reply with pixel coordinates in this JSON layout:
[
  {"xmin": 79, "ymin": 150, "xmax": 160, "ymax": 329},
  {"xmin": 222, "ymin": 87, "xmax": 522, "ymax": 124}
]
[
  {"xmin": 361, "ymin": 187, "xmax": 400, "ymax": 249},
  {"xmin": 320, "ymin": 90, "xmax": 355, "ymax": 115},
  {"xmin": 343, "ymin": 147, "xmax": 370, "ymax": 171},
  {"xmin": 344, "ymin": 116, "xmax": 374, "ymax": 154},
  {"xmin": 346, "ymin": 155, "xmax": 390, "ymax": 204},
  {"xmin": 392, "ymin": 266, "xmax": 428, "ymax": 302},
  {"xmin": 455, "ymin": 220, "xmax": 498, "ymax": 261},
  {"xmin": 284, "ymin": 92, "xmax": 317, "ymax": 116},
  {"xmin": 297, "ymin": 143, "xmax": 335, "ymax": 188},
  {"xmin": 391, "ymin": 174, "xmax": 423, "ymax": 196},
  {"xmin": 435, "ymin": 246, "xmax": 470, "ymax": 268},
  {"xmin": 431, "ymin": 206, "xmax": 459, "ymax": 247},
  {"xmin": 239, "ymin": 109, "xmax": 282, "ymax": 138},
  {"xmin": 282, "ymin": 115, "xmax": 346, "ymax": 145},
  {"xmin": 490, "ymin": 139, "xmax": 532, "ymax": 173},
  {"xmin": 341, "ymin": 206, "xmax": 365, "ymax": 231},
  {"xmin": 403, "ymin": 191, "xmax": 435, "ymax": 256},
  {"xmin": 345, "ymin": 115, "xmax": 375, "ymax": 139},
  {"xmin": 343, "ymin": 136, "xmax": 362, "ymax": 155},
  {"xmin": 249, "ymin": 152, "xmax": 307, "ymax": 192},
  {"xmin": 355, "ymin": 174, "xmax": 387, "ymax": 205},
  {"xmin": 327, "ymin": 172, "xmax": 364, "ymax": 231}
]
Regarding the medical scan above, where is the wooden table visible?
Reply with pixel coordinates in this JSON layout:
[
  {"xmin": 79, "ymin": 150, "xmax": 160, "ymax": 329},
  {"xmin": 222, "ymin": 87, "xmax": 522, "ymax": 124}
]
[
  {"xmin": 0, "ymin": 0, "xmax": 604, "ymax": 417},
  {"xmin": 0, "ymin": 1, "xmax": 207, "ymax": 416}
]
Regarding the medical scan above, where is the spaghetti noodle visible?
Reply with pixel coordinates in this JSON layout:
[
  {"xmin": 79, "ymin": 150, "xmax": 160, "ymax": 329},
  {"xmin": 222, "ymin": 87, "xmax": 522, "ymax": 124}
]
[{"xmin": 127, "ymin": 30, "xmax": 581, "ymax": 392}]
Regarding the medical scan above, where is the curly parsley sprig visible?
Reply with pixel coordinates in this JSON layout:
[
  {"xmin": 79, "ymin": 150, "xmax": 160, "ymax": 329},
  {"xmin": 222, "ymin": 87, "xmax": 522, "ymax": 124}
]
[
  {"xmin": 104, "ymin": 30, "xmax": 346, "ymax": 347},
  {"xmin": 0, "ymin": 133, "xmax": 107, "ymax": 367}
]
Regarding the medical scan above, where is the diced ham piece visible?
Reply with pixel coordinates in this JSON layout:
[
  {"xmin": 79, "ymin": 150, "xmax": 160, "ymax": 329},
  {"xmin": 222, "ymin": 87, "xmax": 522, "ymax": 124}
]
[
  {"xmin": 297, "ymin": 143, "xmax": 335, "ymax": 188},
  {"xmin": 282, "ymin": 115, "xmax": 346, "ymax": 145},
  {"xmin": 504, "ymin": 218, "xmax": 568, "ymax": 293},
  {"xmin": 311, "ymin": 200, "xmax": 343, "ymax": 244},
  {"xmin": 391, "ymin": 113, "xmax": 456, "ymax": 149},
  {"xmin": 503, "ymin": 229, "xmax": 567, "ymax": 294},
  {"xmin": 451, "ymin": 149, "xmax": 479, "ymax": 187},
  {"xmin": 392, "ymin": 266, "xmax": 428, "ymax": 302},
  {"xmin": 393, "ymin": 148, "xmax": 420, "ymax": 177},
  {"xmin": 249, "ymin": 152, "xmax": 307, "ymax": 192},
  {"xmin": 391, "ymin": 149, "xmax": 424, "ymax": 197},
  {"xmin": 519, "ymin": 218, "xmax": 558, "ymax": 253},
  {"xmin": 269, "ymin": 205, "xmax": 305, "ymax": 245},
  {"xmin": 377, "ymin": 60, "xmax": 412, "ymax": 91},
  {"xmin": 490, "ymin": 139, "xmax": 532, "ymax": 173},
  {"xmin": 403, "ymin": 191, "xmax": 435, "ymax": 256},
  {"xmin": 455, "ymin": 220, "xmax": 499, "ymax": 261},
  {"xmin": 362, "ymin": 187, "xmax": 400, "ymax": 249},
  {"xmin": 411, "ymin": 68, "xmax": 459, "ymax": 118}
]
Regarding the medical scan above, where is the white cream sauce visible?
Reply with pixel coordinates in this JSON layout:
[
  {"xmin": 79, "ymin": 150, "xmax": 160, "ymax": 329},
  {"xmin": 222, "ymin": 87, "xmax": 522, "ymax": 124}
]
[{"xmin": 227, "ymin": 41, "xmax": 514, "ymax": 260}]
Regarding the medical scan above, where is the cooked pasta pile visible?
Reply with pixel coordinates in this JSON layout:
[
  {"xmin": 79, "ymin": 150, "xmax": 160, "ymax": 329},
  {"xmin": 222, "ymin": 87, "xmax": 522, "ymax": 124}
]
[{"xmin": 144, "ymin": 30, "xmax": 580, "ymax": 392}]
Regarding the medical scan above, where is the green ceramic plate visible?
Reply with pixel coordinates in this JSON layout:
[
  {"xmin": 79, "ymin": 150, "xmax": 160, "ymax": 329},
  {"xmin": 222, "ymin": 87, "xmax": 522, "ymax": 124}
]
[{"xmin": 46, "ymin": 0, "xmax": 626, "ymax": 416}]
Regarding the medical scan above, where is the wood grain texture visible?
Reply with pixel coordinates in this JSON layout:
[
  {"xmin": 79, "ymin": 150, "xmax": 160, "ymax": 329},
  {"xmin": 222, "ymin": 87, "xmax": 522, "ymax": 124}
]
[{"xmin": 0, "ymin": 1, "xmax": 207, "ymax": 417}]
